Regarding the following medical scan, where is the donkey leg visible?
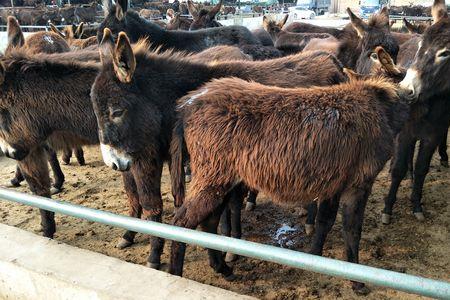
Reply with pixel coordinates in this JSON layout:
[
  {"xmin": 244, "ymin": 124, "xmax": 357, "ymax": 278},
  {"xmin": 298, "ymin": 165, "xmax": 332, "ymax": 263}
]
[
  {"xmin": 117, "ymin": 171, "xmax": 142, "ymax": 249},
  {"xmin": 43, "ymin": 145, "xmax": 65, "ymax": 194},
  {"xmin": 200, "ymin": 202, "xmax": 234, "ymax": 279},
  {"xmin": 170, "ymin": 185, "xmax": 228, "ymax": 277},
  {"xmin": 437, "ymin": 131, "xmax": 448, "ymax": 168},
  {"xmin": 383, "ymin": 135, "xmax": 415, "ymax": 224},
  {"xmin": 341, "ymin": 186, "xmax": 371, "ymax": 294},
  {"xmin": 225, "ymin": 184, "xmax": 246, "ymax": 263},
  {"xmin": 219, "ymin": 206, "xmax": 231, "ymax": 237},
  {"xmin": 245, "ymin": 190, "xmax": 258, "ymax": 211},
  {"xmin": 410, "ymin": 136, "xmax": 441, "ymax": 220},
  {"xmin": 309, "ymin": 196, "xmax": 339, "ymax": 255},
  {"xmin": 62, "ymin": 148, "xmax": 72, "ymax": 165},
  {"xmin": 10, "ymin": 165, "xmax": 24, "ymax": 187},
  {"xmin": 305, "ymin": 202, "xmax": 318, "ymax": 236},
  {"xmin": 131, "ymin": 156, "xmax": 164, "ymax": 269},
  {"xmin": 18, "ymin": 146, "xmax": 55, "ymax": 238},
  {"xmin": 74, "ymin": 147, "xmax": 85, "ymax": 166},
  {"xmin": 407, "ymin": 142, "xmax": 415, "ymax": 180}
]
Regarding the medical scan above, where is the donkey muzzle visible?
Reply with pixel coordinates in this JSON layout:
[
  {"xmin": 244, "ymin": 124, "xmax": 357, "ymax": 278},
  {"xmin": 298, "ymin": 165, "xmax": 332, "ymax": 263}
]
[{"xmin": 100, "ymin": 143, "xmax": 132, "ymax": 172}]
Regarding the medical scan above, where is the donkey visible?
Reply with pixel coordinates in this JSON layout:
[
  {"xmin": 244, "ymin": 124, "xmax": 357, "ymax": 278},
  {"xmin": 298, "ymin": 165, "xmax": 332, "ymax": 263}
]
[
  {"xmin": 403, "ymin": 18, "xmax": 432, "ymax": 34},
  {"xmin": 166, "ymin": 11, "xmax": 192, "ymax": 30},
  {"xmin": 187, "ymin": 0, "xmax": 222, "ymax": 30},
  {"xmin": 262, "ymin": 15, "xmax": 333, "ymax": 54},
  {"xmin": 90, "ymin": 29, "xmax": 347, "ymax": 269},
  {"xmin": 50, "ymin": 23, "xmax": 97, "ymax": 50},
  {"xmin": 382, "ymin": 0, "xmax": 450, "ymax": 224},
  {"xmin": 169, "ymin": 76, "xmax": 411, "ymax": 293},
  {"xmin": 4, "ymin": 16, "xmax": 80, "ymax": 193},
  {"xmin": 97, "ymin": 0, "xmax": 260, "ymax": 53}
]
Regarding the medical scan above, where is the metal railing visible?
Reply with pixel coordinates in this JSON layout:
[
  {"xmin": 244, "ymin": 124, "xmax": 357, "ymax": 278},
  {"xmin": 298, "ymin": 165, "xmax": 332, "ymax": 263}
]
[{"xmin": 0, "ymin": 187, "xmax": 449, "ymax": 299}]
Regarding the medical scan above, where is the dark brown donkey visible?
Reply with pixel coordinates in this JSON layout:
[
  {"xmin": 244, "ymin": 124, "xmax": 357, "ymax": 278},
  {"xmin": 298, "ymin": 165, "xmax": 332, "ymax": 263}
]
[
  {"xmin": 166, "ymin": 11, "xmax": 192, "ymax": 31},
  {"xmin": 90, "ymin": 29, "xmax": 347, "ymax": 269},
  {"xmin": 0, "ymin": 46, "xmax": 185, "ymax": 270},
  {"xmin": 97, "ymin": 0, "xmax": 260, "ymax": 53},
  {"xmin": 262, "ymin": 14, "xmax": 333, "ymax": 54},
  {"xmin": 169, "ymin": 76, "xmax": 411, "ymax": 293},
  {"xmin": 4, "ymin": 16, "xmax": 83, "ymax": 193},
  {"xmin": 383, "ymin": 0, "xmax": 450, "ymax": 224},
  {"xmin": 187, "ymin": 0, "xmax": 223, "ymax": 30}
]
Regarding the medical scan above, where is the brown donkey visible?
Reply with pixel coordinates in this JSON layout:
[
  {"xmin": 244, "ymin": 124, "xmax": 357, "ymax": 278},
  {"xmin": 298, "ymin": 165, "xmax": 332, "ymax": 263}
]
[
  {"xmin": 169, "ymin": 76, "xmax": 411, "ymax": 293},
  {"xmin": 90, "ymin": 29, "xmax": 347, "ymax": 269},
  {"xmin": 5, "ymin": 16, "xmax": 83, "ymax": 193},
  {"xmin": 50, "ymin": 23, "xmax": 97, "ymax": 50},
  {"xmin": 383, "ymin": 0, "xmax": 450, "ymax": 223},
  {"xmin": 187, "ymin": 0, "xmax": 223, "ymax": 30}
]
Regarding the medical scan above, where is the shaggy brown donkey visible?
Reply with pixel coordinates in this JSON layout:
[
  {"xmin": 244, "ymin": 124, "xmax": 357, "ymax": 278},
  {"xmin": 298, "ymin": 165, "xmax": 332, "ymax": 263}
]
[
  {"xmin": 383, "ymin": 0, "xmax": 450, "ymax": 223},
  {"xmin": 4, "ymin": 16, "xmax": 76, "ymax": 193},
  {"xmin": 97, "ymin": 0, "xmax": 260, "ymax": 53},
  {"xmin": 166, "ymin": 11, "xmax": 192, "ymax": 30},
  {"xmin": 187, "ymin": 0, "xmax": 222, "ymax": 30},
  {"xmin": 50, "ymin": 23, "xmax": 97, "ymax": 50},
  {"xmin": 169, "ymin": 77, "xmax": 411, "ymax": 293},
  {"xmin": 90, "ymin": 29, "xmax": 346, "ymax": 269}
]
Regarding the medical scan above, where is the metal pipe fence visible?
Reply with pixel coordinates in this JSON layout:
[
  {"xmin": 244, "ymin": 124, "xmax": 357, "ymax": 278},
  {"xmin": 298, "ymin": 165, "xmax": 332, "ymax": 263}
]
[{"xmin": 0, "ymin": 187, "xmax": 449, "ymax": 299}]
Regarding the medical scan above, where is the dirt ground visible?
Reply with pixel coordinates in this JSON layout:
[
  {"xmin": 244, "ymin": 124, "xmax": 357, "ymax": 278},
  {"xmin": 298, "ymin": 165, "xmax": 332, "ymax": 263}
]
[{"xmin": 0, "ymin": 144, "xmax": 448, "ymax": 299}]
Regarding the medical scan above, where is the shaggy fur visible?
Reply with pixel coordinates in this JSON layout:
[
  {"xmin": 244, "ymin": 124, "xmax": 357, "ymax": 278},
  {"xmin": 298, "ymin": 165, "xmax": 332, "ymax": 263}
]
[
  {"xmin": 91, "ymin": 30, "xmax": 347, "ymax": 269},
  {"xmin": 169, "ymin": 77, "xmax": 410, "ymax": 291}
]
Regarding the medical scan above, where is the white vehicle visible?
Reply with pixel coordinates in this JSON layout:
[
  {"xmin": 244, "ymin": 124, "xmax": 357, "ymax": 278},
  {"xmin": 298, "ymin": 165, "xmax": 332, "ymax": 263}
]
[{"xmin": 288, "ymin": 6, "xmax": 316, "ymax": 20}]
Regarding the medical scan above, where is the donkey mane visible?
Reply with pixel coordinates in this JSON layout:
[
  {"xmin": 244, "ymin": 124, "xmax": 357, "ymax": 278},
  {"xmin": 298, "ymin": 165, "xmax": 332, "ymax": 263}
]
[{"xmin": 367, "ymin": 12, "xmax": 390, "ymax": 29}]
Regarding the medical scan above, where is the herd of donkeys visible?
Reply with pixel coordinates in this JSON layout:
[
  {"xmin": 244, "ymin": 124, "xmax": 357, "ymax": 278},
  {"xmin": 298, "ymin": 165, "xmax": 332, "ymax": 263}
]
[{"xmin": 0, "ymin": 0, "xmax": 449, "ymax": 294}]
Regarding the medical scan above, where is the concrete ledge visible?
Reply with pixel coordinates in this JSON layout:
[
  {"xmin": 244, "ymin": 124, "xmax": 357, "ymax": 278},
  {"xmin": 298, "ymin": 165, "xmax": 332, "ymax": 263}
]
[{"xmin": 0, "ymin": 224, "xmax": 254, "ymax": 300}]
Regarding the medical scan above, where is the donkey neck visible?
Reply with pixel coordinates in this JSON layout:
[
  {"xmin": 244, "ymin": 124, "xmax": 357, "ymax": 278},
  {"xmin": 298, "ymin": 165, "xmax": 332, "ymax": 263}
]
[{"xmin": 124, "ymin": 12, "xmax": 166, "ymax": 45}]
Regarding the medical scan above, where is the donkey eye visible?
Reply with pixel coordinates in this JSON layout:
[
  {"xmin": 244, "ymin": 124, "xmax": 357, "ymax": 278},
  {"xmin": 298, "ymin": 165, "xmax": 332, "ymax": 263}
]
[
  {"xmin": 437, "ymin": 49, "xmax": 450, "ymax": 59},
  {"xmin": 111, "ymin": 109, "xmax": 125, "ymax": 119},
  {"xmin": 370, "ymin": 52, "xmax": 378, "ymax": 60}
]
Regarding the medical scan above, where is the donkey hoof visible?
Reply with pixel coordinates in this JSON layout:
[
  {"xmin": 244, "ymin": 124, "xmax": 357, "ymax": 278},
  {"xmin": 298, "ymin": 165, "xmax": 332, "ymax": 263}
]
[
  {"xmin": 116, "ymin": 238, "xmax": 133, "ymax": 249},
  {"xmin": 305, "ymin": 224, "xmax": 315, "ymax": 236},
  {"xmin": 146, "ymin": 262, "xmax": 161, "ymax": 269},
  {"xmin": 381, "ymin": 213, "xmax": 391, "ymax": 225},
  {"xmin": 245, "ymin": 202, "xmax": 255, "ymax": 211},
  {"xmin": 10, "ymin": 179, "xmax": 21, "ymax": 187},
  {"xmin": 185, "ymin": 174, "xmax": 192, "ymax": 183},
  {"xmin": 441, "ymin": 160, "xmax": 449, "ymax": 168},
  {"xmin": 352, "ymin": 282, "xmax": 370, "ymax": 295},
  {"xmin": 414, "ymin": 212, "xmax": 425, "ymax": 221},
  {"xmin": 50, "ymin": 187, "xmax": 62, "ymax": 195},
  {"xmin": 223, "ymin": 273, "xmax": 238, "ymax": 281},
  {"xmin": 225, "ymin": 252, "xmax": 238, "ymax": 263}
]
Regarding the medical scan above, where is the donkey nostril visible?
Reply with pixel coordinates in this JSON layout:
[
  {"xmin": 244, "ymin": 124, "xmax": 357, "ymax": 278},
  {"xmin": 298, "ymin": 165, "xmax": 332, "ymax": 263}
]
[{"xmin": 112, "ymin": 163, "xmax": 118, "ymax": 171}]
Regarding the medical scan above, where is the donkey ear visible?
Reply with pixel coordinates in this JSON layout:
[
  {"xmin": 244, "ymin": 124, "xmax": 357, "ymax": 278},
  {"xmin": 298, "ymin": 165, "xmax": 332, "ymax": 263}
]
[
  {"xmin": 347, "ymin": 7, "xmax": 368, "ymax": 37},
  {"xmin": 343, "ymin": 68, "xmax": 365, "ymax": 82},
  {"xmin": 187, "ymin": 0, "xmax": 199, "ymax": 19},
  {"xmin": 64, "ymin": 25, "xmax": 75, "ymax": 39},
  {"xmin": 279, "ymin": 14, "xmax": 289, "ymax": 28},
  {"xmin": 7, "ymin": 16, "xmax": 25, "ymax": 49},
  {"xmin": 0, "ymin": 61, "xmax": 5, "ymax": 85},
  {"xmin": 403, "ymin": 18, "xmax": 418, "ymax": 33},
  {"xmin": 75, "ymin": 22, "xmax": 85, "ymax": 38},
  {"xmin": 208, "ymin": 0, "xmax": 222, "ymax": 18},
  {"xmin": 432, "ymin": 0, "xmax": 448, "ymax": 23},
  {"xmin": 262, "ymin": 15, "xmax": 270, "ymax": 29},
  {"xmin": 113, "ymin": 32, "xmax": 136, "ymax": 83},
  {"xmin": 116, "ymin": 0, "xmax": 128, "ymax": 21},
  {"xmin": 376, "ymin": 46, "xmax": 402, "ymax": 76},
  {"xmin": 102, "ymin": 0, "xmax": 113, "ymax": 16},
  {"xmin": 99, "ymin": 28, "xmax": 115, "ymax": 65},
  {"xmin": 49, "ymin": 23, "xmax": 66, "ymax": 39}
]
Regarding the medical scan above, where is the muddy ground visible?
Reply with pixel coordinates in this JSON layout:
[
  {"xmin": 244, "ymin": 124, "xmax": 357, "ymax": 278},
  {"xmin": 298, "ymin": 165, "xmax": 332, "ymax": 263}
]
[{"xmin": 0, "ymin": 145, "xmax": 448, "ymax": 299}]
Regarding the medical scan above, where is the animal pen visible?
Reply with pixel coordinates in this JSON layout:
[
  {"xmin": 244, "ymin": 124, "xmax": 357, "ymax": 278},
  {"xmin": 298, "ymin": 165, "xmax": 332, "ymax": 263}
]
[{"xmin": 0, "ymin": 187, "xmax": 449, "ymax": 299}]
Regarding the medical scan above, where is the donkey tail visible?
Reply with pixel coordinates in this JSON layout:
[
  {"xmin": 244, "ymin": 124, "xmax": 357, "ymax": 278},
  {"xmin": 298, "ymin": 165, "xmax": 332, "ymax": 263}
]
[{"xmin": 170, "ymin": 119, "xmax": 186, "ymax": 208}]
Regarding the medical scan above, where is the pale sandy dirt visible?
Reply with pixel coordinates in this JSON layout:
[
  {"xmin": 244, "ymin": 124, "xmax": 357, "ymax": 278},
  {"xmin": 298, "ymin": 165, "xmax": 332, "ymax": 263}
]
[{"xmin": 0, "ymin": 143, "xmax": 448, "ymax": 299}]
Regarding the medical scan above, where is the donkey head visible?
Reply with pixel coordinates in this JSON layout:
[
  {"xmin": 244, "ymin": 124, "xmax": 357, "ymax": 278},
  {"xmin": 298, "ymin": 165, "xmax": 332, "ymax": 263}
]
[
  {"xmin": 189, "ymin": 0, "xmax": 223, "ymax": 30},
  {"xmin": 97, "ymin": 0, "xmax": 129, "ymax": 42},
  {"xmin": 5, "ymin": 16, "xmax": 25, "ymax": 54},
  {"xmin": 262, "ymin": 14, "xmax": 288, "ymax": 41},
  {"xmin": 92, "ymin": 29, "xmax": 158, "ymax": 171},
  {"xmin": 400, "ymin": 0, "xmax": 450, "ymax": 102},
  {"xmin": 347, "ymin": 7, "xmax": 399, "ymax": 75},
  {"xmin": 403, "ymin": 18, "xmax": 429, "ymax": 34}
]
